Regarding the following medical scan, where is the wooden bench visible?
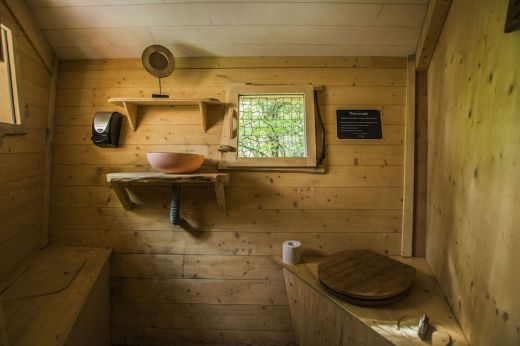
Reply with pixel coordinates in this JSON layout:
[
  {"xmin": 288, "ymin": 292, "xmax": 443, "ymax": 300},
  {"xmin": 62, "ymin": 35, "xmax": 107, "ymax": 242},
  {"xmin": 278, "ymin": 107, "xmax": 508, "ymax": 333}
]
[
  {"xmin": 282, "ymin": 256, "xmax": 468, "ymax": 346},
  {"xmin": 0, "ymin": 247, "xmax": 111, "ymax": 346}
]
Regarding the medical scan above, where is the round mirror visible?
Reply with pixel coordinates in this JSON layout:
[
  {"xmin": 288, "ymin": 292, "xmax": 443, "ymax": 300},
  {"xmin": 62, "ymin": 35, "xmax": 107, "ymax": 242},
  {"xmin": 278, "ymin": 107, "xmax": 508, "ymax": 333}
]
[{"xmin": 142, "ymin": 45, "xmax": 175, "ymax": 79}]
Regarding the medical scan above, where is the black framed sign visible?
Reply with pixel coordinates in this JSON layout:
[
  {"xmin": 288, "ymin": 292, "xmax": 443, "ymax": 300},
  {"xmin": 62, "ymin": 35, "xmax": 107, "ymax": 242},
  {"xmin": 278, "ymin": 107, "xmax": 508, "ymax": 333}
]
[{"xmin": 336, "ymin": 110, "xmax": 382, "ymax": 139}]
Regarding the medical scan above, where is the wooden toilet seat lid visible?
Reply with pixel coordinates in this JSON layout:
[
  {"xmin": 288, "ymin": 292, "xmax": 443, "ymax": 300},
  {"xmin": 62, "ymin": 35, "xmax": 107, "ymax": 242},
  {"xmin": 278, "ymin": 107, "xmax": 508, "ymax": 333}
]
[{"xmin": 318, "ymin": 249, "xmax": 416, "ymax": 301}]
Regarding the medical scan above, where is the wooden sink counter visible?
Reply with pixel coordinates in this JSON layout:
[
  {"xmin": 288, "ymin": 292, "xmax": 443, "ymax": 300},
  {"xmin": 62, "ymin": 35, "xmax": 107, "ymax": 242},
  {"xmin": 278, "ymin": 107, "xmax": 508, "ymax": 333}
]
[
  {"xmin": 282, "ymin": 256, "xmax": 468, "ymax": 346},
  {"xmin": 106, "ymin": 172, "xmax": 230, "ymax": 211}
]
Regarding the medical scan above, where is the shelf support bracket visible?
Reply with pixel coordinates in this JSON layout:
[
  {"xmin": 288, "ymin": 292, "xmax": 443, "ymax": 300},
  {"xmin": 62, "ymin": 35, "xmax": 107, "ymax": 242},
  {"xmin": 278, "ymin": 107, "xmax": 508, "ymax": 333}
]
[
  {"xmin": 198, "ymin": 101, "xmax": 208, "ymax": 132},
  {"xmin": 111, "ymin": 183, "xmax": 133, "ymax": 210},
  {"xmin": 214, "ymin": 180, "xmax": 226, "ymax": 211},
  {"xmin": 122, "ymin": 101, "xmax": 138, "ymax": 131}
]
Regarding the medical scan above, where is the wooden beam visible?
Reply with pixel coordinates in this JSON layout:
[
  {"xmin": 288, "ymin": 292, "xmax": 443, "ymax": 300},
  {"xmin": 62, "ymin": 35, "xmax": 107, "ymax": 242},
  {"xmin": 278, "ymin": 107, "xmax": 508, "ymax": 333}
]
[
  {"xmin": 401, "ymin": 55, "xmax": 416, "ymax": 257},
  {"xmin": 413, "ymin": 71, "xmax": 428, "ymax": 257},
  {"xmin": 415, "ymin": 0, "xmax": 452, "ymax": 71},
  {"xmin": 40, "ymin": 61, "xmax": 58, "ymax": 248}
]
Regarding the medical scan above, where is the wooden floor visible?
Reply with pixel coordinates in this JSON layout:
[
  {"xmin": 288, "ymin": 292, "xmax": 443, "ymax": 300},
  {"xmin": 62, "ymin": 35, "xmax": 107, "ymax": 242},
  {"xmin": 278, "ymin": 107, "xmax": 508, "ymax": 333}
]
[{"xmin": 50, "ymin": 56, "xmax": 407, "ymax": 345}]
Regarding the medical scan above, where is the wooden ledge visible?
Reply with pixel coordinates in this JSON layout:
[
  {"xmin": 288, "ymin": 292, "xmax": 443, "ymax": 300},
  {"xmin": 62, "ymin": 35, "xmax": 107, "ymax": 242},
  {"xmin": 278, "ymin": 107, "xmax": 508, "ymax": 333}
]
[
  {"xmin": 106, "ymin": 172, "xmax": 230, "ymax": 211},
  {"xmin": 0, "ymin": 123, "xmax": 27, "ymax": 135},
  {"xmin": 0, "ymin": 247, "xmax": 111, "ymax": 346},
  {"xmin": 282, "ymin": 256, "xmax": 468, "ymax": 346},
  {"xmin": 108, "ymin": 97, "xmax": 226, "ymax": 132}
]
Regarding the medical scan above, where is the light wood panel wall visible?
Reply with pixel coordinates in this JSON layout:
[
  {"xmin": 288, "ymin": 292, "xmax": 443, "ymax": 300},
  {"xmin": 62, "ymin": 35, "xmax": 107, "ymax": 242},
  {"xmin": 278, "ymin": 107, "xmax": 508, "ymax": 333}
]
[
  {"xmin": 0, "ymin": 1, "xmax": 55, "ymax": 278},
  {"xmin": 427, "ymin": 0, "xmax": 520, "ymax": 345},
  {"xmin": 51, "ymin": 56, "xmax": 406, "ymax": 345},
  {"xmin": 284, "ymin": 268, "xmax": 391, "ymax": 346}
]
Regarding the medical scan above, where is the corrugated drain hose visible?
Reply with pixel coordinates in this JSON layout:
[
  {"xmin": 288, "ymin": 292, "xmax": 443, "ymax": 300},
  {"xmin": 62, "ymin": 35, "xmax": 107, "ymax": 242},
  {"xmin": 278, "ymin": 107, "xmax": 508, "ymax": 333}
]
[{"xmin": 170, "ymin": 184, "xmax": 181, "ymax": 225}]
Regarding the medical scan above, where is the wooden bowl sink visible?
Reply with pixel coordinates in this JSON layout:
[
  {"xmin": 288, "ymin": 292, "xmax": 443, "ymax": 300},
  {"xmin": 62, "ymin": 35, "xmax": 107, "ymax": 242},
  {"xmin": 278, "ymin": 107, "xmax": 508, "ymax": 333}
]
[{"xmin": 146, "ymin": 152, "xmax": 204, "ymax": 174}]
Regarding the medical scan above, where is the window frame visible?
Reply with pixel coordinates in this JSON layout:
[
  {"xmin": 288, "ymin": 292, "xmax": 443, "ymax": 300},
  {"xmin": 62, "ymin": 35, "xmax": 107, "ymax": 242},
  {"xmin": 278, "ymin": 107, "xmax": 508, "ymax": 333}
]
[
  {"xmin": 0, "ymin": 21, "xmax": 25, "ymax": 136},
  {"xmin": 219, "ymin": 84, "xmax": 317, "ymax": 169}
]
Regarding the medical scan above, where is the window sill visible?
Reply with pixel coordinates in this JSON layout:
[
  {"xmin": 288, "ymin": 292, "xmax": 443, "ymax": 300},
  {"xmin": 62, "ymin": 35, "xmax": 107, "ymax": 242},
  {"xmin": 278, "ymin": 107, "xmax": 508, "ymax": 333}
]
[
  {"xmin": 0, "ymin": 123, "xmax": 27, "ymax": 139},
  {"xmin": 218, "ymin": 164, "xmax": 326, "ymax": 174}
]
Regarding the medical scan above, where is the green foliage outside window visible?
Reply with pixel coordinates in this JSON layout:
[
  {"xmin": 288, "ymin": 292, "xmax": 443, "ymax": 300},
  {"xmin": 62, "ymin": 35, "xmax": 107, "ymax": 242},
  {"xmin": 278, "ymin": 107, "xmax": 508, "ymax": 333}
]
[{"xmin": 238, "ymin": 95, "xmax": 306, "ymax": 158}]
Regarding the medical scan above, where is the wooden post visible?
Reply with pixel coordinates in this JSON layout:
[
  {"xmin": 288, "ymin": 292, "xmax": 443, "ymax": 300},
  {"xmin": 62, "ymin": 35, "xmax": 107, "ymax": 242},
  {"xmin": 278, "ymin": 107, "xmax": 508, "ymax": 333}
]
[
  {"xmin": 416, "ymin": 0, "xmax": 452, "ymax": 71},
  {"xmin": 401, "ymin": 55, "xmax": 416, "ymax": 257},
  {"xmin": 413, "ymin": 72, "xmax": 428, "ymax": 257},
  {"xmin": 40, "ymin": 61, "xmax": 58, "ymax": 248}
]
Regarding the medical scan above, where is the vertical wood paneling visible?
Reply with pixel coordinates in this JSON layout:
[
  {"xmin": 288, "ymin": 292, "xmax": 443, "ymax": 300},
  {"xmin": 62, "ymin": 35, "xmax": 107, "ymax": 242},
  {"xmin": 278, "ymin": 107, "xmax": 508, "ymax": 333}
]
[
  {"xmin": 0, "ymin": 2, "xmax": 55, "ymax": 278},
  {"xmin": 426, "ymin": 0, "xmax": 520, "ymax": 344},
  {"xmin": 51, "ymin": 56, "xmax": 407, "ymax": 345}
]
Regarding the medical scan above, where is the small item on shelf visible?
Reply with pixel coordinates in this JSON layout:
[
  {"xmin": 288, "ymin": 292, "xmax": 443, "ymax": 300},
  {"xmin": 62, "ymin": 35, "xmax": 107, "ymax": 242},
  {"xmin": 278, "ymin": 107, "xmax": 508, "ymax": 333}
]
[{"xmin": 141, "ymin": 45, "xmax": 175, "ymax": 98}]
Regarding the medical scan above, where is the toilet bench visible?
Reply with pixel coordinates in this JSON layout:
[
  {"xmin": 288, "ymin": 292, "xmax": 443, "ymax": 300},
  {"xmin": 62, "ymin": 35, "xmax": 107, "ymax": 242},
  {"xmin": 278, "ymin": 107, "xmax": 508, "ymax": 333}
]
[
  {"xmin": 282, "ymin": 256, "xmax": 468, "ymax": 346},
  {"xmin": 0, "ymin": 247, "xmax": 111, "ymax": 346}
]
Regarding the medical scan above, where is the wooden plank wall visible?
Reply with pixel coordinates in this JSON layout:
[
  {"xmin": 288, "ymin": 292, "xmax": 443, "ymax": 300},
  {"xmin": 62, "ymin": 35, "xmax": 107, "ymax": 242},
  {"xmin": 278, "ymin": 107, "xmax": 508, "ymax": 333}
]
[
  {"xmin": 51, "ymin": 56, "xmax": 407, "ymax": 345},
  {"xmin": 426, "ymin": 0, "xmax": 520, "ymax": 345},
  {"xmin": 0, "ymin": 2, "xmax": 55, "ymax": 277},
  {"xmin": 283, "ymin": 268, "xmax": 391, "ymax": 346}
]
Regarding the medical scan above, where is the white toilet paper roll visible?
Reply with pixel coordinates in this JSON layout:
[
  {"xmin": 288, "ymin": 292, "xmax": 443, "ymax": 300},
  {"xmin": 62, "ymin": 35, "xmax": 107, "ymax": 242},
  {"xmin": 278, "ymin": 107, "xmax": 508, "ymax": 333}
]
[{"xmin": 282, "ymin": 240, "xmax": 302, "ymax": 265}]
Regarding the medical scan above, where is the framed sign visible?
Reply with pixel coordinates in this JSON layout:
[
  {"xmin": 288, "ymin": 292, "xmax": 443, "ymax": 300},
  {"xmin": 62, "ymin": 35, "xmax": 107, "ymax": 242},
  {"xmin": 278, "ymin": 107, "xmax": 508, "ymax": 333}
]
[{"xmin": 336, "ymin": 110, "xmax": 382, "ymax": 139}]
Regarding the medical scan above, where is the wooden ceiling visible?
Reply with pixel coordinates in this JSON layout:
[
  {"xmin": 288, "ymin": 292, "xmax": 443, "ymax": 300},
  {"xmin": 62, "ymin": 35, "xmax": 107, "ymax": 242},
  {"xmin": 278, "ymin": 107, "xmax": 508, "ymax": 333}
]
[{"xmin": 26, "ymin": 0, "xmax": 429, "ymax": 59}]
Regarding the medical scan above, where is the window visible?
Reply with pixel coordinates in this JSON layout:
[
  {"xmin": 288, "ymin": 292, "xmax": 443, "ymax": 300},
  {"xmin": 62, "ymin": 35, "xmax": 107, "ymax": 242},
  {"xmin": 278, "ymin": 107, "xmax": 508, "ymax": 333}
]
[
  {"xmin": 219, "ymin": 84, "xmax": 318, "ymax": 169},
  {"xmin": 238, "ymin": 94, "xmax": 305, "ymax": 158},
  {"xmin": 0, "ymin": 23, "xmax": 24, "ymax": 134}
]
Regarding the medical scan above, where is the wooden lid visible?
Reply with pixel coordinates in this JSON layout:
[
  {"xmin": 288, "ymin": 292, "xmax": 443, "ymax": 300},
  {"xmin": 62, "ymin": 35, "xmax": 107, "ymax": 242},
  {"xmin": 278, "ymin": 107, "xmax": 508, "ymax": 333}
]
[{"xmin": 318, "ymin": 249, "xmax": 416, "ymax": 301}]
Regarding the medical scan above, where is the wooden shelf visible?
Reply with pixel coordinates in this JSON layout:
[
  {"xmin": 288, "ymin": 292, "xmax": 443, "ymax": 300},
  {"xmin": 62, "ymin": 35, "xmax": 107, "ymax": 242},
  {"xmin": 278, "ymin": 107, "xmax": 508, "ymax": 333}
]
[
  {"xmin": 108, "ymin": 98, "xmax": 226, "ymax": 132},
  {"xmin": 106, "ymin": 172, "xmax": 230, "ymax": 211}
]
